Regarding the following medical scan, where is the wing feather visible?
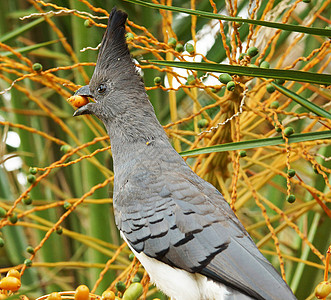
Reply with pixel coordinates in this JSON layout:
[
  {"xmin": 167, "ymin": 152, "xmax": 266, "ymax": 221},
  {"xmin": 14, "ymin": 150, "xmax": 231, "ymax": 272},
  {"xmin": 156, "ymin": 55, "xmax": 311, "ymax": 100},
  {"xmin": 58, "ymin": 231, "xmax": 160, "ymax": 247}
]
[{"xmin": 114, "ymin": 155, "xmax": 296, "ymax": 300}]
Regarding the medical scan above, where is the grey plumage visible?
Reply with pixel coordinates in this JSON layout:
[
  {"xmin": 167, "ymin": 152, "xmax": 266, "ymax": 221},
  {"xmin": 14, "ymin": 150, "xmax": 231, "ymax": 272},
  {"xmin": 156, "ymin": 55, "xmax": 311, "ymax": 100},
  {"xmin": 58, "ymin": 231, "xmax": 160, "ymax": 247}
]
[{"xmin": 73, "ymin": 8, "xmax": 297, "ymax": 300}]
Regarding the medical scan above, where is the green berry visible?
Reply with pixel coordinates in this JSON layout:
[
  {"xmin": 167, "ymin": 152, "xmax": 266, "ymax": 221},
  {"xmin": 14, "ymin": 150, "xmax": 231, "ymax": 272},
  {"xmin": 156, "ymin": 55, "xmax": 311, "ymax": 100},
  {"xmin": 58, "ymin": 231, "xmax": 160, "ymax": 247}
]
[
  {"xmin": 153, "ymin": 76, "xmax": 162, "ymax": 85},
  {"xmin": 26, "ymin": 246, "xmax": 35, "ymax": 254},
  {"xmin": 84, "ymin": 19, "xmax": 93, "ymax": 28},
  {"xmin": 56, "ymin": 227, "xmax": 63, "ymax": 235},
  {"xmin": 247, "ymin": 47, "xmax": 258, "ymax": 57},
  {"xmin": 239, "ymin": 150, "xmax": 247, "ymax": 157},
  {"xmin": 60, "ymin": 145, "xmax": 72, "ymax": 153},
  {"xmin": 22, "ymin": 195, "xmax": 32, "ymax": 205},
  {"xmin": 186, "ymin": 75, "xmax": 196, "ymax": 85},
  {"xmin": 239, "ymin": 53, "xmax": 247, "ymax": 60},
  {"xmin": 197, "ymin": 119, "xmax": 209, "ymax": 128},
  {"xmin": 302, "ymin": 0, "xmax": 310, "ymax": 3},
  {"xmin": 128, "ymin": 253, "xmax": 135, "ymax": 261},
  {"xmin": 9, "ymin": 213, "xmax": 18, "ymax": 224},
  {"xmin": 175, "ymin": 43, "xmax": 184, "ymax": 53},
  {"xmin": 274, "ymin": 78, "xmax": 285, "ymax": 85},
  {"xmin": 0, "ymin": 207, "xmax": 6, "ymax": 218},
  {"xmin": 29, "ymin": 167, "xmax": 38, "ymax": 175},
  {"xmin": 284, "ymin": 127, "xmax": 295, "ymax": 137},
  {"xmin": 24, "ymin": 259, "xmax": 32, "ymax": 267},
  {"xmin": 115, "ymin": 281, "xmax": 126, "ymax": 293},
  {"xmin": 247, "ymin": 63, "xmax": 258, "ymax": 68},
  {"xmin": 287, "ymin": 169, "xmax": 296, "ymax": 178},
  {"xmin": 286, "ymin": 194, "xmax": 296, "ymax": 203},
  {"xmin": 211, "ymin": 88, "xmax": 218, "ymax": 93},
  {"xmin": 126, "ymin": 32, "xmax": 134, "ymax": 42},
  {"xmin": 32, "ymin": 63, "xmax": 43, "ymax": 72},
  {"xmin": 185, "ymin": 43, "xmax": 195, "ymax": 54},
  {"xmin": 132, "ymin": 275, "xmax": 141, "ymax": 283},
  {"xmin": 270, "ymin": 101, "xmax": 279, "ymax": 109},
  {"xmin": 27, "ymin": 174, "xmax": 36, "ymax": 184},
  {"xmin": 275, "ymin": 126, "xmax": 282, "ymax": 133},
  {"xmin": 218, "ymin": 73, "xmax": 233, "ymax": 84},
  {"xmin": 260, "ymin": 61, "xmax": 270, "ymax": 68},
  {"xmin": 266, "ymin": 84, "xmax": 276, "ymax": 93},
  {"xmin": 63, "ymin": 201, "xmax": 72, "ymax": 210},
  {"xmin": 122, "ymin": 283, "xmax": 143, "ymax": 300},
  {"xmin": 0, "ymin": 238, "xmax": 4, "ymax": 247},
  {"xmin": 167, "ymin": 37, "xmax": 177, "ymax": 48},
  {"xmin": 226, "ymin": 81, "xmax": 236, "ymax": 91}
]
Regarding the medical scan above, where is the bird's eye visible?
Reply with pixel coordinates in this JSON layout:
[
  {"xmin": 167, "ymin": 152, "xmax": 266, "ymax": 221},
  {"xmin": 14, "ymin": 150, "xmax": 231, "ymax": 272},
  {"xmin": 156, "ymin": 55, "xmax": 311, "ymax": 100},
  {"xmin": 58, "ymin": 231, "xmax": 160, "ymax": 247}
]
[{"xmin": 97, "ymin": 83, "xmax": 107, "ymax": 94}]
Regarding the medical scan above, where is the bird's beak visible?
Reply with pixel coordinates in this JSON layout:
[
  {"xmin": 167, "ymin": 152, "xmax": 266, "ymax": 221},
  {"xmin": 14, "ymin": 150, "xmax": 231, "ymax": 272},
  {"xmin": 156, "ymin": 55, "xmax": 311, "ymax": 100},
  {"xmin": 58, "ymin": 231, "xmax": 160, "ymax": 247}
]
[
  {"xmin": 74, "ymin": 85, "xmax": 92, "ymax": 97},
  {"xmin": 72, "ymin": 85, "xmax": 95, "ymax": 117}
]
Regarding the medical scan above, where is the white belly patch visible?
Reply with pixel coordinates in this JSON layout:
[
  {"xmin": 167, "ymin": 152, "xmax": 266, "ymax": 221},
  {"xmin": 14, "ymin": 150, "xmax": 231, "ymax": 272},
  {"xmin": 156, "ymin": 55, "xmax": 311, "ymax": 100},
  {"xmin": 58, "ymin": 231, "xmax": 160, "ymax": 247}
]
[{"xmin": 120, "ymin": 233, "xmax": 253, "ymax": 300}]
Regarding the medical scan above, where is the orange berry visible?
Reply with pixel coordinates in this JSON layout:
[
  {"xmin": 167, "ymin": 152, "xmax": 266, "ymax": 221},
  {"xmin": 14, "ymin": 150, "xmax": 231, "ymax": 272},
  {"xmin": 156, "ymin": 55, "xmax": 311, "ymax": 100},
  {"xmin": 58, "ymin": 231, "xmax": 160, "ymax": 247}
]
[
  {"xmin": 47, "ymin": 292, "xmax": 62, "ymax": 300},
  {"xmin": 101, "ymin": 290, "xmax": 115, "ymax": 300},
  {"xmin": 75, "ymin": 285, "xmax": 90, "ymax": 300},
  {"xmin": 67, "ymin": 95, "xmax": 89, "ymax": 108},
  {"xmin": 315, "ymin": 281, "xmax": 331, "ymax": 299},
  {"xmin": 0, "ymin": 276, "xmax": 21, "ymax": 292},
  {"xmin": 6, "ymin": 269, "xmax": 20, "ymax": 279}
]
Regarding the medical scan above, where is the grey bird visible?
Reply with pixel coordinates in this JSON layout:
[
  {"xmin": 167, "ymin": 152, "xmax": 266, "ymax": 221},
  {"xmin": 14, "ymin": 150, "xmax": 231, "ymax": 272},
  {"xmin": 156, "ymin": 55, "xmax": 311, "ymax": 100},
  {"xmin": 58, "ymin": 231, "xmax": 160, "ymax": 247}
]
[{"xmin": 73, "ymin": 8, "xmax": 297, "ymax": 300}]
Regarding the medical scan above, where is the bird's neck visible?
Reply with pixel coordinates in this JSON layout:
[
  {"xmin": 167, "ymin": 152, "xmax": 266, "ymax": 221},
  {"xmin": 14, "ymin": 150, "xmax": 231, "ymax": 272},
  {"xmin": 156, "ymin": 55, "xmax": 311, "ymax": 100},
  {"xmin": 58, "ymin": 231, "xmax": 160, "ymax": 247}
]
[
  {"xmin": 105, "ymin": 111, "xmax": 170, "ymax": 164},
  {"xmin": 104, "ymin": 105, "xmax": 189, "ymax": 196}
]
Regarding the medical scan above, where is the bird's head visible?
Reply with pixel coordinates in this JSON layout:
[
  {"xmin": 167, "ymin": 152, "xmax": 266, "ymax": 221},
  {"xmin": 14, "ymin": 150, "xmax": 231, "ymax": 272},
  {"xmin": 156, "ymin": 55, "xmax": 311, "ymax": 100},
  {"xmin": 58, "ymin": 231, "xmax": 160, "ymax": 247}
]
[{"xmin": 73, "ymin": 8, "xmax": 147, "ymax": 125}]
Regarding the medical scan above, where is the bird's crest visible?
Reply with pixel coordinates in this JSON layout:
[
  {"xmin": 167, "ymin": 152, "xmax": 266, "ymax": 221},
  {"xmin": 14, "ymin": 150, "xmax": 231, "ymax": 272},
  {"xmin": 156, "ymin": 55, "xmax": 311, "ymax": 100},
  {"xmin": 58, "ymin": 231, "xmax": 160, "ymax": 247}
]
[{"xmin": 96, "ymin": 7, "xmax": 130, "ymax": 71}]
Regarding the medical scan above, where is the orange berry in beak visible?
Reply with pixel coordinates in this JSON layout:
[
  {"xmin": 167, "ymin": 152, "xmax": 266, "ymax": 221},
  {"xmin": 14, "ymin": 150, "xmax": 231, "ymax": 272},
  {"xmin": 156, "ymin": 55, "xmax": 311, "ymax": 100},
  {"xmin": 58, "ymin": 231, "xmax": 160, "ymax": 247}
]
[{"xmin": 67, "ymin": 95, "xmax": 89, "ymax": 108}]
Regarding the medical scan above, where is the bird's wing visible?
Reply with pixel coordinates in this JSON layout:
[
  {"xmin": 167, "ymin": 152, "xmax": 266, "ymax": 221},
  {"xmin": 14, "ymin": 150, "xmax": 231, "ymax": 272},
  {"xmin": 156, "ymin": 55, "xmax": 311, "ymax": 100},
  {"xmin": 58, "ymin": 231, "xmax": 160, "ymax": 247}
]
[{"xmin": 114, "ymin": 161, "xmax": 296, "ymax": 300}]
